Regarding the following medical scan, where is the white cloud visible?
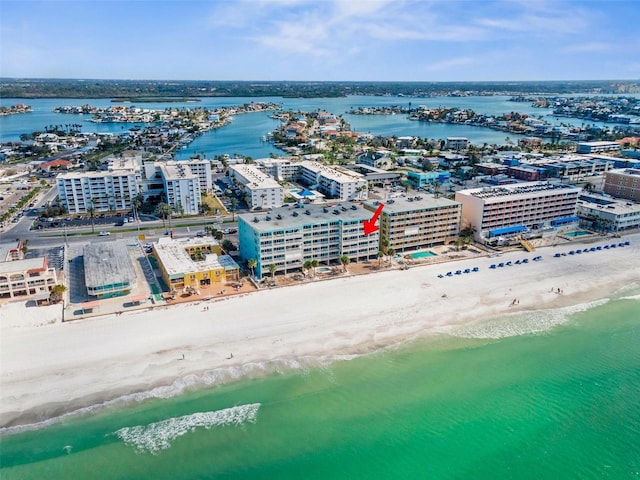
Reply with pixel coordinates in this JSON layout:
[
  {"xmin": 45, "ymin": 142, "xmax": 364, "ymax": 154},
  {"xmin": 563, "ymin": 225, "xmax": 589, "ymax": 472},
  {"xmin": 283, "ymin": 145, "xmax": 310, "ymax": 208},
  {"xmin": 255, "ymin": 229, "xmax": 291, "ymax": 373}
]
[
  {"xmin": 474, "ymin": 2, "xmax": 591, "ymax": 36},
  {"xmin": 427, "ymin": 56, "xmax": 477, "ymax": 72}
]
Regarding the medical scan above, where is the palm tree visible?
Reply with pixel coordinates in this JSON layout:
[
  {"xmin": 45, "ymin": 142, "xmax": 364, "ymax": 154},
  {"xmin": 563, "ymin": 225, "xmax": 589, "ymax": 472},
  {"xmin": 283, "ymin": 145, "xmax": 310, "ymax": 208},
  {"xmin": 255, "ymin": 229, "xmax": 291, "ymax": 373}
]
[
  {"xmin": 268, "ymin": 263, "xmax": 276, "ymax": 279},
  {"xmin": 49, "ymin": 284, "xmax": 67, "ymax": 303},
  {"xmin": 155, "ymin": 203, "xmax": 172, "ymax": 228},
  {"xmin": 340, "ymin": 255, "xmax": 350, "ymax": 273},
  {"xmin": 387, "ymin": 248, "xmax": 395, "ymax": 263},
  {"xmin": 247, "ymin": 258, "xmax": 257, "ymax": 277},
  {"xmin": 132, "ymin": 193, "xmax": 143, "ymax": 221},
  {"xmin": 310, "ymin": 259, "xmax": 318, "ymax": 277},
  {"xmin": 303, "ymin": 260, "xmax": 312, "ymax": 277},
  {"xmin": 87, "ymin": 198, "xmax": 97, "ymax": 233},
  {"xmin": 221, "ymin": 239, "xmax": 234, "ymax": 253},
  {"xmin": 378, "ymin": 250, "xmax": 384, "ymax": 266},
  {"xmin": 381, "ymin": 238, "xmax": 389, "ymax": 254}
]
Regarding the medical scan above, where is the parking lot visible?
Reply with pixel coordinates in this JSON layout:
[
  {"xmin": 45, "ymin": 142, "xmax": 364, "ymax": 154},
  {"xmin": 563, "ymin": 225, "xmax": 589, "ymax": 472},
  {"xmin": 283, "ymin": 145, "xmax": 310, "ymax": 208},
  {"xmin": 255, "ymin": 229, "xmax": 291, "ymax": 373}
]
[
  {"xmin": 31, "ymin": 213, "xmax": 138, "ymax": 230},
  {"xmin": 25, "ymin": 246, "xmax": 66, "ymax": 272}
]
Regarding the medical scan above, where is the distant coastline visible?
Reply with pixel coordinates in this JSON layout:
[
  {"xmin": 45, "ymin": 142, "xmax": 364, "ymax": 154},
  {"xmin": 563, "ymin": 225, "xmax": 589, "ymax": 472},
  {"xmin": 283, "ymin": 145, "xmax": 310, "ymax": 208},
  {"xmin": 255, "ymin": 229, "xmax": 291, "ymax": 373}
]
[
  {"xmin": 2, "ymin": 78, "xmax": 639, "ymax": 100},
  {"xmin": 111, "ymin": 97, "xmax": 201, "ymax": 103}
]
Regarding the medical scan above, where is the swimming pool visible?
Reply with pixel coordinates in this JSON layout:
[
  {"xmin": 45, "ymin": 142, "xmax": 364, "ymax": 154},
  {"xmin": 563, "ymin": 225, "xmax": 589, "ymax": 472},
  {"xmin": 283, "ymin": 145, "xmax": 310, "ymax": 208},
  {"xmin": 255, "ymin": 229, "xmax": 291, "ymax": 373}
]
[
  {"xmin": 410, "ymin": 251, "xmax": 437, "ymax": 259},
  {"xmin": 316, "ymin": 266, "xmax": 332, "ymax": 274},
  {"xmin": 564, "ymin": 230, "xmax": 593, "ymax": 238}
]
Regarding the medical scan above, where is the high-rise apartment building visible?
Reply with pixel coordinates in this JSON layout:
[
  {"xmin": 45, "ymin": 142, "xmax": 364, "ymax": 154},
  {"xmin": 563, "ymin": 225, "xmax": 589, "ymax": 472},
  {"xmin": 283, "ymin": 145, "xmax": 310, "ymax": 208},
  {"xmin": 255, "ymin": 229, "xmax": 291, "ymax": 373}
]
[
  {"xmin": 364, "ymin": 195, "xmax": 462, "ymax": 252},
  {"xmin": 455, "ymin": 182, "xmax": 580, "ymax": 240},
  {"xmin": 238, "ymin": 203, "xmax": 379, "ymax": 278},
  {"xmin": 229, "ymin": 164, "xmax": 285, "ymax": 210},
  {"xmin": 157, "ymin": 162, "xmax": 201, "ymax": 215},
  {"xmin": 56, "ymin": 157, "xmax": 141, "ymax": 214},
  {"xmin": 603, "ymin": 168, "xmax": 640, "ymax": 202},
  {"xmin": 298, "ymin": 161, "xmax": 368, "ymax": 201}
]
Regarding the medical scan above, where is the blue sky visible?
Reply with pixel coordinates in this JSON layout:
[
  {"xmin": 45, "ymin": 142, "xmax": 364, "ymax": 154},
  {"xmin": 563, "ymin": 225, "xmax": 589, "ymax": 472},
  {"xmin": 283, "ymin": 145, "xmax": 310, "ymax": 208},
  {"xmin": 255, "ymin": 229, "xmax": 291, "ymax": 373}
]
[{"xmin": 2, "ymin": 0, "xmax": 639, "ymax": 81}]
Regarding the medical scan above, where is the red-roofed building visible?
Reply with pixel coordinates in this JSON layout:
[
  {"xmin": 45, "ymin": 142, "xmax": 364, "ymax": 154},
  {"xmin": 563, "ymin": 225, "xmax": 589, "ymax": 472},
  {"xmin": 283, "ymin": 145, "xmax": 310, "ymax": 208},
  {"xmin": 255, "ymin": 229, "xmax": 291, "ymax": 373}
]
[{"xmin": 40, "ymin": 159, "xmax": 72, "ymax": 173}]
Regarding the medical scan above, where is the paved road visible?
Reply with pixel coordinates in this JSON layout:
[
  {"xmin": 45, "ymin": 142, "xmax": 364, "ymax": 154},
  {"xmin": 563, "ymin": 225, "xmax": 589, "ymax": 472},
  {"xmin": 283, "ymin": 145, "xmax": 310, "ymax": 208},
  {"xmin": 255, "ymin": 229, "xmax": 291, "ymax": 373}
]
[{"xmin": 3, "ymin": 213, "xmax": 239, "ymax": 249}]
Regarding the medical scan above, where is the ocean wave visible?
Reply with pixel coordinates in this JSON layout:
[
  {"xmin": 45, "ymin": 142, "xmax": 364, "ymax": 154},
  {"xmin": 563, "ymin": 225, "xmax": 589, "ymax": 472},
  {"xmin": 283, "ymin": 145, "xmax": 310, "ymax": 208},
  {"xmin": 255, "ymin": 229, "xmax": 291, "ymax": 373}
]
[
  {"xmin": 115, "ymin": 403, "xmax": 260, "ymax": 454},
  {"xmin": 618, "ymin": 294, "xmax": 640, "ymax": 301},
  {"xmin": 450, "ymin": 298, "xmax": 610, "ymax": 339},
  {"xmin": 0, "ymin": 354, "xmax": 355, "ymax": 436}
]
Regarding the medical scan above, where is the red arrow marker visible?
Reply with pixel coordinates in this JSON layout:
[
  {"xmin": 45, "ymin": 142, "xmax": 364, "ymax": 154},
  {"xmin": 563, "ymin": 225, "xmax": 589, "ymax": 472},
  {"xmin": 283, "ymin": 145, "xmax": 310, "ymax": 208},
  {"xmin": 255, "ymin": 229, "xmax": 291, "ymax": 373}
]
[{"xmin": 363, "ymin": 203, "xmax": 384, "ymax": 235}]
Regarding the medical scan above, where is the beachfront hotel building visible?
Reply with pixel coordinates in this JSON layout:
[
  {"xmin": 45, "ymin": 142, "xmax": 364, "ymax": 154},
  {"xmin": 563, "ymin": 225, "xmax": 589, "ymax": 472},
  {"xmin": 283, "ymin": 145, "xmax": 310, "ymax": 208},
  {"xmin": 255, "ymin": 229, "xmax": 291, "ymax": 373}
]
[
  {"xmin": 577, "ymin": 193, "xmax": 640, "ymax": 232},
  {"xmin": 298, "ymin": 161, "xmax": 368, "ymax": 201},
  {"xmin": 56, "ymin": 156, "xmax": 141, "ymax": 214},
  {"xmin": 603, "ymin": 168, "xmax": 640, "ymax": 202},
  {"xmin": 238, "ymin": 203, "xmax": 379, "ymax": 278},
  {"xmin": 455, "ymin": 182, "xmax": 581, "ymax": 240},
  {"xmin": 0, "ymin": 257, "xmax": 58, "ymax": 300},
  {"xmin": 228, "ymin": 164, "xmax": 285, "ymax": 210},
  {"xmin": 83, "ymin": 241, "xmax": 137, "ymax": 298},
  {"xmin": 364, "ymin": 195, "xmax": 462, "ymax": 252},
  {"xmin": 152, "ymin": 237, "xmax": 240, "ymax": 291}
]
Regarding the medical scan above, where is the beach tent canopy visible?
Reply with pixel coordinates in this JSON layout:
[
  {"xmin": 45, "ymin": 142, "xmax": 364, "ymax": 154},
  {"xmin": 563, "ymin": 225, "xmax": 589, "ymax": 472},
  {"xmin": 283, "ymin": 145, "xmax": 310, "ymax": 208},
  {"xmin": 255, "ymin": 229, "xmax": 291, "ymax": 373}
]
[
  {"xmin": 551, "ymin": 216, "xmax": 579, "ymax": 226},
  {"xmin": 488, "ymin": 225, "xmax": 526, "ymax": 237}
]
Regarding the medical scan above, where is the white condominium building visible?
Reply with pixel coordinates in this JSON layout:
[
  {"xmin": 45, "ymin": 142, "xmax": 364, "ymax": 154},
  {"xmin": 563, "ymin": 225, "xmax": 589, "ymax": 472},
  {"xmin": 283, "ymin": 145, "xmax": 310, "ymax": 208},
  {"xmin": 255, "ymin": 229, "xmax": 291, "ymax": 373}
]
[
  {"xmin": 455, "ymin": 182, "xmax": 581, "ymax": 240},
  {"xmin": 255, "ymin": 157, "xmax": 299, "ymax": 181},
  {"xmin": 298, "ymin": 161, "xmax": 368, "ymax": 201},
  {"xmin": 238, "ymin": 203, "xmax": 379, "ymax": 278},
  {"xmin": 178, "ymin": 159, "xmax": 213, "ymax": 194},
  {"xmin": 229, "ymin": 164, "xmax": 285, "ymax": 210},
  {"xmin": 577, "ymin": 193, "xmax": 640, "ymax": 233},
  {"xmin": 576, "ymin": 141, "xmax": 621, "ymax": 154},
  {"xmin": 57, "ymin": 156, "xmax": 141, "ymax": 214},
  {"xmin": 158, "ymin": 163, "xmax": 201, "ymax": 215}
]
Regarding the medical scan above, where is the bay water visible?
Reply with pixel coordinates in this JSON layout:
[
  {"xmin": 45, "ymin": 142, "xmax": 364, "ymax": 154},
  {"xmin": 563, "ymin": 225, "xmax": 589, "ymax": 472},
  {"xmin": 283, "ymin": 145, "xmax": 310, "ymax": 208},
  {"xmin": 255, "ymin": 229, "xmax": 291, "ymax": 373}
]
[
  {"xmin": 1, "ymin": 95, "xmax": 629, "ymax": 159},
  {"xmin": 1, "ymin": 292, "xmax": 639, "ymax": 479}
]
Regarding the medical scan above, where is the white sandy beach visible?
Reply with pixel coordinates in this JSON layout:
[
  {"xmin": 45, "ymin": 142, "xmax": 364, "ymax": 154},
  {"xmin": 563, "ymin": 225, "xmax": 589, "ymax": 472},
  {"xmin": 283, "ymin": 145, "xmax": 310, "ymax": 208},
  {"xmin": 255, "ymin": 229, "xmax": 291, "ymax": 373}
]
[{"xmin": 1, "ymin": 234, "xmax": 639, "ymax": 430}]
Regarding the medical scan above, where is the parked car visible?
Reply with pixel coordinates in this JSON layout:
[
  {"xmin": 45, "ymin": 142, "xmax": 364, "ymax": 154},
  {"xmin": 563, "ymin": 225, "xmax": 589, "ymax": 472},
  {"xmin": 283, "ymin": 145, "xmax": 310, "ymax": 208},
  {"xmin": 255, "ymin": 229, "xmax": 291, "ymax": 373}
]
[{"xmin": 99, "ymin": 231, "xmax": 111, "ymax": 236}]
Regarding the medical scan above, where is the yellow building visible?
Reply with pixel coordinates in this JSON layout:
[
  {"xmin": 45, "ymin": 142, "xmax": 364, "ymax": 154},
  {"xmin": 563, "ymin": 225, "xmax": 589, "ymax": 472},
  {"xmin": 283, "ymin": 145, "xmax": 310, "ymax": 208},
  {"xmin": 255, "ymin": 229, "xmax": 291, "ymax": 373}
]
[{"xmin": 153, "ymin": 237, "xmax": 240, "ymax": 291}]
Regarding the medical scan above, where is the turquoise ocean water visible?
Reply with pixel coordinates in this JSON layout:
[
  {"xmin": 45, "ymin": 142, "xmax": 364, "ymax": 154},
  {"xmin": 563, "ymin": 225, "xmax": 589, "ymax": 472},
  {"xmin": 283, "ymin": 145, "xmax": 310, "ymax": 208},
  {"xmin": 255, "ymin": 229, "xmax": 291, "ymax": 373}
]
[{"xmin": 2, "ymin": 292, "xmax": 639, "ymax": 479}]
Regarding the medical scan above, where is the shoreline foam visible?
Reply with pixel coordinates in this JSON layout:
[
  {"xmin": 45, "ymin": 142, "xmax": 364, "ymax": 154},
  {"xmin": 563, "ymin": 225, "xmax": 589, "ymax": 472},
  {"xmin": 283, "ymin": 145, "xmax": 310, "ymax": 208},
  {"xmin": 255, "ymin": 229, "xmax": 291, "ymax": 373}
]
[{"xmin": 2, "ymin": 234, "xmax": 639, "ymax": 431}]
